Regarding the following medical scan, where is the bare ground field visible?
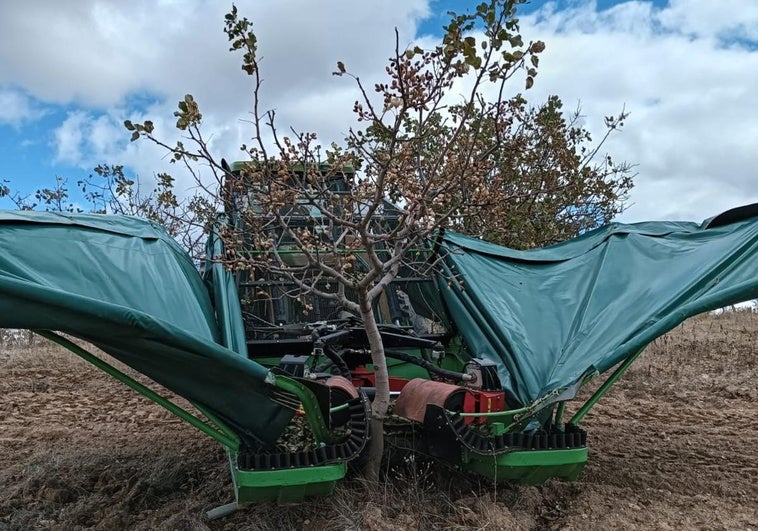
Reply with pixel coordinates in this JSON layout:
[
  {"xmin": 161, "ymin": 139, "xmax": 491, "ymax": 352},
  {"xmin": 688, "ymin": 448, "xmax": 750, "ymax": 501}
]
[{"xmin": 0, "ymin": 311, "xmax": 756, "ymax": 530}]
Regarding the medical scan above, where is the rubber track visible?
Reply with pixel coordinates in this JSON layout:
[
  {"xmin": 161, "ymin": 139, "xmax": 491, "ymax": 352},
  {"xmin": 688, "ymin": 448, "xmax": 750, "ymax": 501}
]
[
  {"xmin": 425, "ymin": 405, "xmax": 587, "ymax": 456},
  {"xmin": 237, "ymin": 396, "xmax": 369, "ymax": 471}
]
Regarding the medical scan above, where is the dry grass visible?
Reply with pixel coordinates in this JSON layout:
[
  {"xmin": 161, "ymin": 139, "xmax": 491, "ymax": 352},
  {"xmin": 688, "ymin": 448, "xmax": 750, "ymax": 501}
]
[
  {"xmin": 603, "ymin": 310, "xmax": 758, "ymax": 412},
  {"xmin": 1, "ymin": 310, "xmax": 756, "ymax": 530}
]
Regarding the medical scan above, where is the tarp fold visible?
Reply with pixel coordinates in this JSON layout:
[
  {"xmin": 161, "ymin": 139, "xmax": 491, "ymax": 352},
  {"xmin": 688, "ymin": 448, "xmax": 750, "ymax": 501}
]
[
  {"xmin": 0, "ymin": 211, "xmax": 291, "ymax": 446},
  {"xmin": 440, "ymin": 205, "xmax": 758, "ymax": 405}
]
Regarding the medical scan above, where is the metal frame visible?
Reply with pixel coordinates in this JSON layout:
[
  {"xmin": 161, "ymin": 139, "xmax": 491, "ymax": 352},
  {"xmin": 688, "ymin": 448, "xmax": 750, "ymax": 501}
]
[{"xmin": 36, "ymin": 330, "xmax": 240, "ymax": 450}]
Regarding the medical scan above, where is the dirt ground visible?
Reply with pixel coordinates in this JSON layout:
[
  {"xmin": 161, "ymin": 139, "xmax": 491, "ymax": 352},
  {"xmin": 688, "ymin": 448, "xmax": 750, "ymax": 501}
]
[{"xmin": 0, "ymin": 311, "xmax": 756, "ymax": 530}]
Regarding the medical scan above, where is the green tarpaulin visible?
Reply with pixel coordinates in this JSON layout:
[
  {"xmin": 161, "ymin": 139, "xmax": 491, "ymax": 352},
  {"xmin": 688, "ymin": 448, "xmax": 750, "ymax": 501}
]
[
  {"xmin": 0, "ymin": 211, "xmax": 291, "ymax": 446},
  {"xmin": 2, "ymin": 205, "xmax": 757, "ymax": 438},
  {"xmin": 440, "ymin": 205, "xmax": 758, "ymax": 406}
]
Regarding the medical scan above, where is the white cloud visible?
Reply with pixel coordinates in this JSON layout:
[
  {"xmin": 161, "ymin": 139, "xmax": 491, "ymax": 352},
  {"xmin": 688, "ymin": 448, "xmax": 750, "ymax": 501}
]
[
  {"xmin": 658, "ymin": 0, "xmax": 758, "ymax": 41},
  {"xmin": 53, "ymin": 109, "xmax": 139, "ymax": 169},
  {"xmin": 5, "ymin": 0, "xmax": 430, "ymax": 197},
  {"xmin": 0, "ymin": 1, "xmax": 427, "ymax": 112},
  {"xmin": 519, "ymin": 0, "xmax": 758, "ymax": 221},
  {"xmin": 53, "ymin": 111, "xmax": 88, "ymax": 165},
  {"xmin": 0, "ymin": 87, "xmax": 45, "ymax": 125},
  {"xmin": 4, "ymin": 0, "xmax": 758, "ymax": 223}
]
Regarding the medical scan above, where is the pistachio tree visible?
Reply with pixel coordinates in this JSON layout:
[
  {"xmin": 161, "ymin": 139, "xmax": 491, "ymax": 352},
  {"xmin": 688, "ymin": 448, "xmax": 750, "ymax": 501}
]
[{"xmin": 125, "ymin": 0, "xmax": 632, "ymax": 479}]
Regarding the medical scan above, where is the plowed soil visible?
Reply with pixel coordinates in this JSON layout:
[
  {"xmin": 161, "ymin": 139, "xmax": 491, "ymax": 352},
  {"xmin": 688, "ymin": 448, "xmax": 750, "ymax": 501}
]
[{"xmin": 1, "ymin": 311, "xmax": 756, "ymax": 530}]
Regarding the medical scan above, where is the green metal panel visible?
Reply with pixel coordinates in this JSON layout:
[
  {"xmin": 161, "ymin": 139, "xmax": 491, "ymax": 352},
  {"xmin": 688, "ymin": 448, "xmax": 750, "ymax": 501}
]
[
  {"xmin": 230, "ymin": 452, "xmax": 347, "ymax": 504},
  {"xmin": 463, "ymin": 447, "xmax": 588, "ymax": 485}
]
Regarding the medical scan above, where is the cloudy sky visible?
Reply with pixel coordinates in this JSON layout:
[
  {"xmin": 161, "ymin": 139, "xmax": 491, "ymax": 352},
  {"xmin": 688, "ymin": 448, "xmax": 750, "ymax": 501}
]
[{"xmin": 0, "ymin": 0, "xmax": 756, "ymax": 223}]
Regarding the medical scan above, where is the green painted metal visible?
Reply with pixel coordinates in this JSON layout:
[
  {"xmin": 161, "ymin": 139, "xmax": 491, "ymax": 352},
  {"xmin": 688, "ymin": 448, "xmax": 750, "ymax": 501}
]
[
  {"xmin": 554, "ymin": 401, "xmax": 566, "ymax": 426},
  {"xmin": 489, "ymin": 422, "xmax": 506, "ymax": 436},
  {"xmin": 329, "ymin": 403, "xmax": 350, "ymax": 414},
  {"xmin": 568, "ymin": 348, "xmax": 645, "ymax": 426},
  {"xmin": 463, "ymin": 447, "xmax": 588, "ymax": 485},
  {"xmin": 384, "ymin": 359, "xmax": 430, "ymax": 380},
  {"xmin": 444, "ymin": 407, "xmax": 530, "ymax": 434},
  {"xmin": 38, "ymin": 330, "xmax": 240, "ymax": 451},
  {"xmin": 452, "ymin": 406, "xmax": 529, "ymax": 419},
  {"xmin": 193, "ymin": 404, "xmax": 243, "ymax": 449},
  {"xmin": 272, "ymin": 374, "xmax": 331, "ymax": 443},
  {"xmin": 230, "ymin": 452, "xmax": 347, "ymax": 504}
]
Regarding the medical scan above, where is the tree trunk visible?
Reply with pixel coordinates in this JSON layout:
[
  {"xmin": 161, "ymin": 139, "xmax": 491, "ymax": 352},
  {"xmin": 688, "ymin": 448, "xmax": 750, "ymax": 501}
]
[{"xmin": 359, "ymin": 294, "xmax": 389, "ymax": 482}]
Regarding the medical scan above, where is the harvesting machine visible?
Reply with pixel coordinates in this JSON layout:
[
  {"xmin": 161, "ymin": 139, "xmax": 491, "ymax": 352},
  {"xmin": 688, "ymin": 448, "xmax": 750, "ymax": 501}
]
[{"xmin": 2, "ymin": 163, "xmax": 758, "ymax": 516}]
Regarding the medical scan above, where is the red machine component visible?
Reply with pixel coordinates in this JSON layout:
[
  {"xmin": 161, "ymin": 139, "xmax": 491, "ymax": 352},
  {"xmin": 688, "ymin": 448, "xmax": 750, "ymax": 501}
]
[
  {"xmin": 353, "ymin": 363, "xmax": 506, "ymax": 425},
  {"xmin": 392, "ymin": 378, "xmax": 508, "ymax": 425},
  {"xmin": 350, "ymin": 365, "xmax": 410, "ymax": 392},
  {"xmin": 462, "ymin": 389, "xmax": 507, "ymax": 424},
  {"xmin": 350, "ymin": 365, "xmax": 374, "ymax": 388}
]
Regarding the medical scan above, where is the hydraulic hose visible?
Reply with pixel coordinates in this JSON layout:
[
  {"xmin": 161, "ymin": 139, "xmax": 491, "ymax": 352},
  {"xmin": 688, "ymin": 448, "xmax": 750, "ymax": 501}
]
[{"xmin": 385, "ymin": 349, "xmax": 472, "ymax": 382}]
